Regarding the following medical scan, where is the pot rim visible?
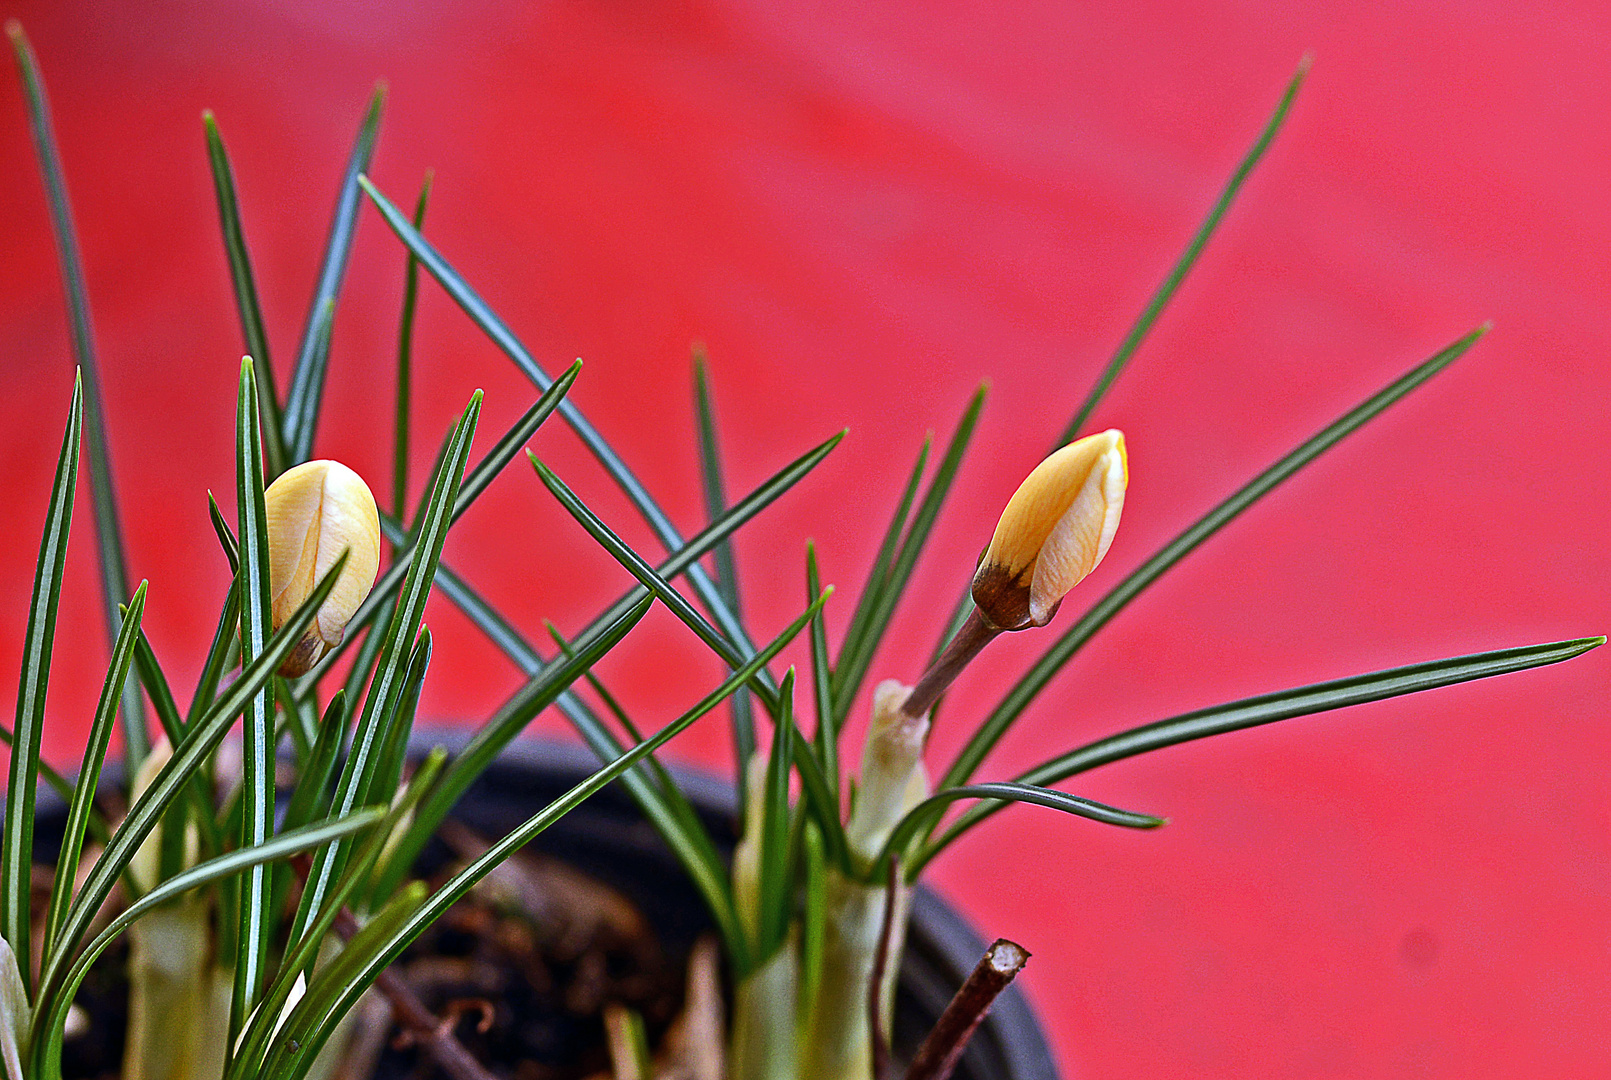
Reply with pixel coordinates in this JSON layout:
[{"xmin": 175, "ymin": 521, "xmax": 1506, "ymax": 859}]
[{"xmin": 414, "ymin": 727, "xmax": 1059, "ymax": 1080}]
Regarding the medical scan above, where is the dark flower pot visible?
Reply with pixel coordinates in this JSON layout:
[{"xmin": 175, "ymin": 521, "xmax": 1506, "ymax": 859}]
[
  {"xmin": 34, "ymin": 734, "xmax": 1059, "ymax": 1080},
  {"xmin": 434, "ymin": 734, "xmax": 1058, "ymax": 1080}
]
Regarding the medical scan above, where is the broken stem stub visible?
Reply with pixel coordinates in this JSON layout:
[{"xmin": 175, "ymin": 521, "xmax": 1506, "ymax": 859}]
[{"xmin": 903, "ymin": 937, "xmax": 1030, "ymax": 1080}]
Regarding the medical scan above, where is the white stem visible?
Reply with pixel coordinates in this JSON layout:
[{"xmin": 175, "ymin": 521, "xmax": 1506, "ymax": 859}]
[
  {"xmin": 123, "ymin": 900, "xmax": 230, "ymax": 1080},
  {"xmin": 801, "ymin": 680, "xmax": 928, "ymax": 1080},
  {"xmin": 730, "ymin": 937, "xmax": 799, "ymax": 1080},
  {"xmin": 800, "ymin": 872, "xmax": 912, "ymax": 1080}
]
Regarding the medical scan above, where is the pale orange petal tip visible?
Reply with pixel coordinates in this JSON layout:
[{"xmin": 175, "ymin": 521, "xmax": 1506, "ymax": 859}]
[
  {"xmin": 971, "ymin": 430, "xmax": 1127, "ymax": 630},
  {"xmin": 263, "ymin": 460, "xmax": 381, "ymax": 676}
]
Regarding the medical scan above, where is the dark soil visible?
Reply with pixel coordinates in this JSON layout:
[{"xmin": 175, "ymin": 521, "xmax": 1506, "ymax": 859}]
[
  {"xmin": 367, "ymin": 834, "xmax": 685, "ymax": 1080},
  {"xmin": 58, "ymin": 828, "xmax": 686, "ymax": 1080}
]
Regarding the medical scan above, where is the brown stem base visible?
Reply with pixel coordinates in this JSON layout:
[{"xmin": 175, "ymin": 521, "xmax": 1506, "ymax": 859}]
[
  {"xmin": 901, "ymin": 609, "xmax": 1000, "ymax": 720},
  {"xmin": 903, "ymin": 938, "xmax": 1030, "ymax": 1080}
]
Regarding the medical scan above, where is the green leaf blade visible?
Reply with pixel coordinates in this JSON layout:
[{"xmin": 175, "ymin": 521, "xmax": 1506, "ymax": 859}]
[
  {"xmin": 43, "ymin": 581, "xmax": 146, "ymax": 963},
  {"xmin": 693, "ymin": 354, "xmax": 757, "ymax": 797},
  {"xmin": 290, "ymin": 392, "xmax": 481, "ymax": 946},
  {"xmin": 203, "ymin": 111, "xmax": 287, "ymax": 478},
  {"xmin": 281, "ymin": 85, "xmax": 385, "ymax": 462},
  {"xmin": 1058, "ymin": 54, "xmax": 1311, "ymax": 446},
  {"xmin": 8, "ymin": 24, "xmax": 147, "ymax": 775},
  {"xmin": 1, "ymin": 372, "xmax": 81, "ymax": 995},
  {"xmin": 35, "ymin": 550, "xmax": 350, "ymax": 1021},
  {"xmin": 942, "ymin": 325, "xmax": 1491, "ymax": 792},
  {"xmin": 833, "ymin": 384, "xmax": 986, "ymax": 726},
  {"xmin": 919, "ymin": 635, "xmax": 1602, "ymax": 872},
  {"xmin": 230, "ymin": 357, "xmax": 279, "ymax": 1038},
  {"xmin": 393, "ymin": 170, "xmax": 434, "ymax": 520}
]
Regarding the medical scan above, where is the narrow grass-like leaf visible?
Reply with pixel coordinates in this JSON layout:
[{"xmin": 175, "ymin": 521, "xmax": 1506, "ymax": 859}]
[
  {"xmin": 877, "ymin": 782, "xmax": 1163, "ymax": 880},
  {"xmin": 187, "ymin": 580, "xmax": 240, "ymax": 723},
  {"xmin": 693, "ymin": 354, "xmax": 757, "ymax": 791},
  {"xmin": 35, "ymin": 552, "xmax": 348, "ymax": 1023},
  {"xmin": 366, "ymin": 566, "xmax": 746, "ymax": 959},
  {"xmin": 833, "ymin": 384, "xmax": 986, "ymax": 726},
  {"xmin": 272, "ymin": 587, "xmax": 828, "ymax": 1067},
  {"xmin": 204, "ymin": 111, "xmax": 287, "ymax": 478},
  {"xmin": 281, "ymin": 85, "xmax": 384, "ymax": 458},
  {"xmin": 921, "ymin": 59, "xmax": 1313, "ymax": 676},
  {"xmin": 277, "ymin": 675, "xmax": 318, "ymax": 760},
  {"xmin": 130, "ymin": 624, "xmax": 183, "ymax": 745},
  {"xmin": 267, "ymin": 690, "xmax": 350, "ymax": 930},
  {"xmin": 9, "ymin": 26, "xmax": 147, "ymax": 774},
  {"xmin": 805, "ymin": 543, "xmax": 837, "ymax": 792},
  {"xmin": 460, "ymin": 361, "xmax": 580, "ymax": 512},
  {"xmin": 128, "ymin": 610, "xmax": 225, "ymax": 864},
  {"xmin": 833, "ymin": 434, "xmax": 929, "ymax": 710},
  {"xmin": 267, "ymin": 882, "xmax": 428, "ymax": 1080},
  {"xmin": 364, "ymin": 627, "xmax": 432, "ymax": 813},
  {"xmin": 532, "ymin": 456, "xmax": 778, "ymax": 711},
  {"xmin": 304, "ymin": 420, "xmax": 840, "ymax": 694},
  {"xmin": 284, "ymin": 298, "xmax": 335, "ymax": 464},
  {"xmin": 32, "ymin": 810, "xmax": 382, "ymax": 1080},
  {"xmin": 0, "ymin": 725, "xmax": 93, "ymax": 837},
  {"xmin": 941, "ymin": 325, "xmax": 1491, "ymax": 791},
  {"xmin": 1058, "ymin": 56, "xmax": 1310, "ymax": 446},
  {"xmin": 360, "ymin": 176, "xmax": 784, "ymax": 702},
  {"xmin": 236, "ymin": 756, "xmax": 442, "ymax": 1080},
  {"xmin": 756, "ymin": 670, "xmax": 797, "ymax": 958},
  {"xmin": 382, "ymin": 597, "xmax": 654, "ymax": 903},
  {"xmin": 279, "ymin": 692, "xmax": 347, "ymax": 840},
  {"xmin": 543, "ymin": 623, "xmax": 738, "ymax": 944},
  {"xmin": 917, "ymin": 635, "xmax": 1603, "ymax": 874},
  {"xmin": 393, "ymin": 170, "xmax": 433, "ymax": 520},
  {"xmin": 290, "ymin": 392, "xmax": 480, "ymax": 945},
  {"xmin": 294, "ymin": 366, "xmax": 583, "ymax": 688},
  {"xmin": 42, "ymin": 582, "xmax": 146, "ymax": 961},
  {"xmin": 207, "ymin": 490, "xmax": 241, "ymax": 572},
  {"xmin": 362, "ymin": 424, "xmax": 849, "ymax": 934},
  {"xmin": 1, "ymin": 371, "xmax": 80, "ymax": 994},
  {"xmin": 231, "ymin": 356, "xmax": 278, "ymax": 1038},
  {"xmin": 338, "ymin": 604, "xmax": 392, "ymax": 713}
]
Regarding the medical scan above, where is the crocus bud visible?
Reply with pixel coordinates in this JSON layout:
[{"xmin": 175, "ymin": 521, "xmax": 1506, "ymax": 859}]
[
  {"xmin": 971, "ymin": 429, "xmax": 1126, "ymax": 630},
  {"xmin": 263, "ymin": 459, "xmax": 380, "ymax": 676}
]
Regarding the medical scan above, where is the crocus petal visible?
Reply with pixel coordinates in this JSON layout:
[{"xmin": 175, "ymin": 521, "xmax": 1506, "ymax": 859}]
[
  {"xmin": 308, "ymin": 465, "xmax": 381, "ymax": 647},
  {"xmin": 1027, "ymin": 434, "xmax": 1126, "ymax": 624},
  {"xmin": 263, "ymin": 459, "xmax": 380, "ymax": 675},
  {"xmin": 972, "ymin": 429, "xmax": 1127, "ymax": 630}
]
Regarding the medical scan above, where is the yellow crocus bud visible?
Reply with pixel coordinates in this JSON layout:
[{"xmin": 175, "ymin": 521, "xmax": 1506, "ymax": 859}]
[
  {"xmin": 971, "ymin": 429, "xmax": 1127, "ymax": 630},
  {"xmin": 263, "ymin": 459, "xmax": 380, "ymax": 676}
]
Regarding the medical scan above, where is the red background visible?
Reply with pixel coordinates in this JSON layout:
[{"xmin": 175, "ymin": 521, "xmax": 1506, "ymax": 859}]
[{"xmin": 3, "ymin": 2, "xmax": 1609, "ymax": 1076}]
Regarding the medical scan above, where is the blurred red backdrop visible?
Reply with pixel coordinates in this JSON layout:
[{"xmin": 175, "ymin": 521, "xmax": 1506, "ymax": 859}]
[{"xmin": 3, "ymin": 1, "xmax": 1609, "ymax": 1076}]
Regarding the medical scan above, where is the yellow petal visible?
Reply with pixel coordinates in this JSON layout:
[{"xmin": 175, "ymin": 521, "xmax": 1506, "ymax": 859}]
[
  {"xmin": 972, "ymin": 430, "xmax": 1127, "ymax": 629},
  {"xmin": 263, "ymin": 460, "xmax": 380, "ymax": 675},
  {"xmin": 1027, "ymin": 433, "xmax": 1126, "ymax": 624}
]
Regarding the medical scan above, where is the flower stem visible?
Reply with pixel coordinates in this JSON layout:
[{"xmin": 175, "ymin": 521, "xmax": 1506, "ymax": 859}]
[
  {"xmin": 903, "ymin": 938, "xmax": 1029, "ymax": 1080},
  {"xmin": 902, "ymin": 609, "xmax": 999, "ymax": 719}
]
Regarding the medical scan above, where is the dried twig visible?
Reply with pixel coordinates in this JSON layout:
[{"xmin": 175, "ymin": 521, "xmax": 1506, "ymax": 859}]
[
  {"xmin": 867, "ymin": 857, "xmax": 901, "ymax": 1080},
  {"xmin": 285, "ymin": 849, "xmax": 495, "ymax": 1080},
  {"xmin": 329, "ymin": 906, "xmax": 498, "ymax": 1080},
  {"xmin": 903, "ymin": 938, "xmax": 1030, "ymax": 1080},
  {"xmin": 330, "ymin": 906, "xmax": 498, "ymax": 1080}
]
